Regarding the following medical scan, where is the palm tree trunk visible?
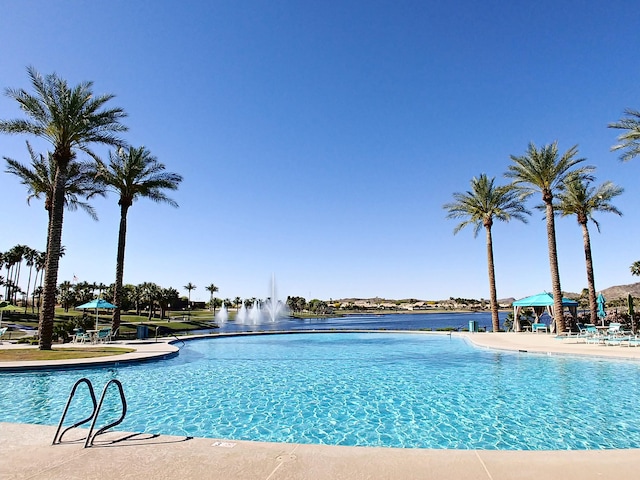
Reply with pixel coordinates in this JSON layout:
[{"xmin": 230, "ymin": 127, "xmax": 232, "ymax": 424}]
[
  {"xmin": 112, "ymin": 204, "xmax": 129, "ymax": 332},
  {"xmin": 13, "ymin": 260, "xmax": 22, "ymax": 304},
  {"xmin": 581, "ymin": 222, "xmax": 597, "ymax": 323},
  {"xmin": 485, "ymin": 225, "xmax": 500, "ymax": 332},
  {"xmin": 39, "ymin": 163, "xmax": 67, "ymax": 350},
  {"xmin": 24, "ymin": 264, "xmax": 33, "ymax": 314},
  {"xmin": 4, "ymin": 265, "xmax": 10, "ymax": 301},
  {"xmin": 545, "ymin": 201, "xmax": 565, "ymax": 333}
]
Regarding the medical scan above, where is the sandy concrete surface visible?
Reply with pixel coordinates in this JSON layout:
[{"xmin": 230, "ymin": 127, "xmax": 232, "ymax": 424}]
[
  {"xmin": 458, "ymin": 331, "xmax": 640, "ymax": 360},
  {"xmin": 2, "ymin": 423, "xmax": 639, "ymax": 480},
  {"xmin": 2, "ymin": 331, "xmax": 640, "ymax": 479}
]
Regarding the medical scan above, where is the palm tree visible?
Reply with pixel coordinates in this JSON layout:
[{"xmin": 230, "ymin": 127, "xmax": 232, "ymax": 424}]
[
  {"xmin": 141, "ymin": 282, "xmax": 159, "ymax": 320},
  {"xmin": 157, "ymin": 287, "xmax": 180, "ymax": 320},
  {"xmin": 3, "ymin": 245, "xmax": 23, "ymax": 303},
  {"xmin": 183, "ymin": 282, "xmax": 196, "ymax": 311},
  {"xmin": 96, "ymin": 146, "xmax": 182, "ymax": 332},
  {"xmin": 95, "ymin": 282, "xmax": 108, "ymax": 299},
  {"xmin": 234, "ymin": 296, "xmax": 242, "ymax": 312},
  {"xmin": 32, "ymin": 250, "xmax": 46, "ymax": 314},
  {"xmin": 205, "ymin": 283, "xmax": 219, "ymax": 313},
  {"xmin": 58, "ymin": 280, "xmax": 74, "ymax": 312},
  {"xmin": 555, "ymin": 178, "xmax": 623, "ymax": 322},
  {"xmin": 609, "ymin": 108, "xmax": 640, "ymax": 161},
  {"xmin": 132, "ymin": 283, "xmax": 145, "ymax": 315},
  {"xmin": 506, "ymin": 142, "xmax": 594, "ymax": 333},
  {"xmin": 0, "ymin": 67, "xmax": 127, "ymax": 349},
  {"xmin": 5, "ymin": 141, "xmax": 104, "ymax": 223},
  {"xmin": 631, "ymin": 261, "xmax": 640, "ymax": 277},
  {"xmin": 444, "ymin": 174, "xmax": 530, "ymax": 332},
  {"xmin": 22, "ymin": 247, "xmax": 37, "ymax": 313}
]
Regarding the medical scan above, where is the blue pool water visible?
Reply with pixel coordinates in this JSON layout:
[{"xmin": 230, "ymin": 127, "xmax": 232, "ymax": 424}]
[{"xmin": 2, "ymin": 332, "xmax": 640, "ymax": 450}]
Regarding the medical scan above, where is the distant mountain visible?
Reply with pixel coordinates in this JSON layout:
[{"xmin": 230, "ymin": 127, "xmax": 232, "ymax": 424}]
[
  {"xmin": 599, "ymin": 282, "xmax": 640, "ymax": 300},
  {"xmin": 562, "ymin": 283, "xmax": 640, "ymax": 301},
  {"xmin": 334, "ymin": 285, "xmax": 640, "ymax": 305}
]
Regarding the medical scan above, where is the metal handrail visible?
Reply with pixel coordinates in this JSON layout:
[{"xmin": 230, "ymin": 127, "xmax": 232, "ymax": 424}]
[
  {"xmin": 84, "ymin": 379, "xmax": 128, "ymax": 448},
  {"xmin": 154, "ymin": 326, "xmax": 185, "ymax": 348},
  {"xmin": 52, "ymin": 378, "xmax": 98, "ymax": 445}
]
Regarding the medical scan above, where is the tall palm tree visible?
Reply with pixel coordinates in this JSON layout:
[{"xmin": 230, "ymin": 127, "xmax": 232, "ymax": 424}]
[
  {"xmin": 5, "ymin": 141, "xmax": 104, "ymax": 223},
  {"xmin": 444, "ymin": 174, "xmax": 530, "ymax": 332},
  {"xmin": 96, "ymin": 146, "xmax": 182, "ymax": 332},
  {"xmin": 205, "ymin": 283, "xmax": 219, "ymax": 313},
  {"xmin": 506, "ymin": 142, "xmax": 593, "ymax": 333},
  {"xmin": 555, "ymin": 178, "xmax": 623, "ymax": 322},
  {"xmin": 3, "ymin": 246, "xmax": 23, "ymax": 303},
  {"xmin": 184, "ymin": 282, "xmax": 196, "ymax": 311},
  {"xmin": 22, "ymin": 247, "xmax": 37, "ymax": 313},
  {"xmin": 609, "ymin": 108, "xmax": 640, "ymax": 161},
  {"xmin": 0, "ymin": 67, "xmax": 127, "ymax": 349},
  {"xmin": 6, "ymin": 142, "xmax": 104, "ymax": 312},
  {"xmin": 32, "ymin": 250, "xmax": 46, "ymax": 314}
]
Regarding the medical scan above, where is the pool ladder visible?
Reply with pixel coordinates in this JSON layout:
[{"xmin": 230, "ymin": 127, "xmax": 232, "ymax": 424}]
[{"xmin": 52, "ymin": 378, "xmax": 127, "ymax": 448}]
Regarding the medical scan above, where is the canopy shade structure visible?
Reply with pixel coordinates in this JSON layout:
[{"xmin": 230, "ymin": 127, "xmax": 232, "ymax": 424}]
[{"xmin": 512, "ymin": 292, "xmax": 578, "ymax": 332}]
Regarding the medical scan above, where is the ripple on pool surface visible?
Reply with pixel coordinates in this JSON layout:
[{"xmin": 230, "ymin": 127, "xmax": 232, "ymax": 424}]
[{"xmin": 2, "ymin": 332, "xmax": 640, "ymax": 450}]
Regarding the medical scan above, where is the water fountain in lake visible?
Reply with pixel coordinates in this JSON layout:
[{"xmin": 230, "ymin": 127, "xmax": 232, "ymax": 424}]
[
  {"xmin": 234, "ymin": 275, "xmax": 289, "ymax": 325},
  {"xmin": 214, "ymin": 304, "xmax": 228, "ymax": 324}
]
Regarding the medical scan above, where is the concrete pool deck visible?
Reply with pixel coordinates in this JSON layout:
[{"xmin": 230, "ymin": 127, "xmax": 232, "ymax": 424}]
[{"xmin": 2, "ymin": 331, "xmax": 640, "ymax": 479}]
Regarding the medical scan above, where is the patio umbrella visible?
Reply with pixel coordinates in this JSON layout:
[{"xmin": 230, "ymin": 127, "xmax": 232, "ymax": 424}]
[
  {"xmin": 596, "ymin": 293, "xmax": 606, "ymax": 326},
  {"xmin": 76, "ymin": 299, "xmax": 117, "ymax": 330},
  {"xmin": 628, "ymin": 294, "xmax": 635, "ymax": 334},
  {"xmin": 0, "ymin": 302, "xmax": 21, "ymax": 327}
]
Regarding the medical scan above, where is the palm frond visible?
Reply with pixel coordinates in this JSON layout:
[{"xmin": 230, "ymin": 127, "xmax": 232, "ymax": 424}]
[
  {"xmin": 609, "ymin": 108, "xmax": 640, "ymax": 162},
  {"xmin": 444, "ymin": 174, "xmax": 530, "ymax": 238}
]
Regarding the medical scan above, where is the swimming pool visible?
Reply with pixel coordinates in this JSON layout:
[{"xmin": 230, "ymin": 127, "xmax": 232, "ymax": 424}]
[{"xmin": 2, "ymin": 332, "xmax": 640, "ymax": 450}]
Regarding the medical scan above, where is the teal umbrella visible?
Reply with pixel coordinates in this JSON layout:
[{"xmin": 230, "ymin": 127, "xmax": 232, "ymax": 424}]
[
  {"xmin": 597, "ymin": 293, "xmax": 606, "ymax": 325},
  {"xmin": 76, "ymin": 299, "xmax": 116, "ymax": 330},
  {"xmin": 629, "ymin": 294, "xmax": 635, "ymax": 334}
]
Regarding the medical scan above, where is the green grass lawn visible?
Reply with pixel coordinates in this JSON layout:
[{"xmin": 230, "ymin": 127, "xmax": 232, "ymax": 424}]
[
  {"xmin": 0, "ymin": 347, "xmax": 136, "ymax": 362},
  {"xmin": 0, "ymin": 307, "xmax": 217, "ymax": 340}
]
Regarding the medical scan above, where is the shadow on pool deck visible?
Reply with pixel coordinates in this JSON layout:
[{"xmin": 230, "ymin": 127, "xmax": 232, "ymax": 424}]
[{"xmin": 2, "ymin": 423, "xmax": 639, "ymax": 480}]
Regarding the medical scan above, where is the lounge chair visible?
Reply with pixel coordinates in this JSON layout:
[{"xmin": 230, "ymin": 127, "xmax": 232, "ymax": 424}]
[
  {"xmin": 604, "ymin": 323, "xmax": 631, "ymax": 346},
  {"xmin": 95, "ymin": 328, "xmax": 112, "ymax": 343},
  {"xmin": 0, "ymin": 326, "xmax": 7, "ymax": 344},
  {"xmin": 73, "ymin": 329, "xmax": 91, "ymax": 344},
  {"xmin": 532, "ymin": 322, "xmax": 548, "ymax": 333},
  {"xmin": 575, "ymin": 323, "xmax": 595, "ymax": 343},
  {"xmin": 626, "ymin": 335, "xmax": 640, "ymax": 347},
  {"xmin": 555, "ymin": 323, "xmax": 585, "ymax": 341},
  {"xmin": 583, "ymin": 325, "xmax": 606, "ymax": 345}
]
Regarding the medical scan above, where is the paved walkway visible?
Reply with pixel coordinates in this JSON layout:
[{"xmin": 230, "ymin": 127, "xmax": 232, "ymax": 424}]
[{"xmin": 2, "ymin": 331, "xmax": 640, "ymax": 479}]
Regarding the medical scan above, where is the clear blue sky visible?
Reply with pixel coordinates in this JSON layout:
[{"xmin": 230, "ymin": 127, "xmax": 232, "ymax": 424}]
[{"xmin": 1, "ymin": 0, "xmax": 639, "ymax": 303}]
